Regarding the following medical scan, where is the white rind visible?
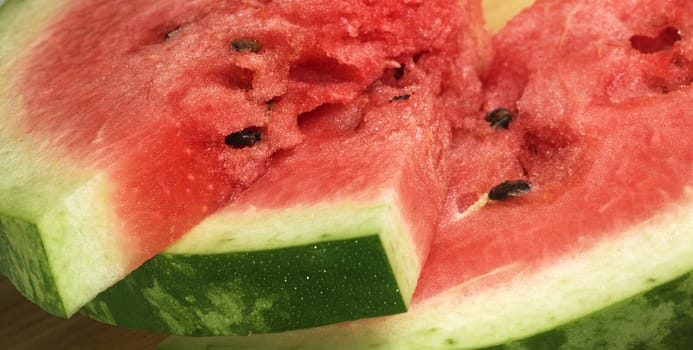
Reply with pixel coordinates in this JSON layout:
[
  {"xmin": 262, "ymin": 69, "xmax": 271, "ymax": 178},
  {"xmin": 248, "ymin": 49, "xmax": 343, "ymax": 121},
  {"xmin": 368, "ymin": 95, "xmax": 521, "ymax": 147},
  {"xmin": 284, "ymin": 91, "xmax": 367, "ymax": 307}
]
[
  {"xmin": 37, "ymin": 174, "xmax": 130, "ymax": 314},
  {"xmin": 0, "ymin": 0, "xmax": 77, "ymax": 220},
  {"xmin": 166, "ymin": 202, "xmax": 387, "ymax": 254},
  {"xmin": 166, "ymin": 190, "xmax": 421, "ymax": 307}
]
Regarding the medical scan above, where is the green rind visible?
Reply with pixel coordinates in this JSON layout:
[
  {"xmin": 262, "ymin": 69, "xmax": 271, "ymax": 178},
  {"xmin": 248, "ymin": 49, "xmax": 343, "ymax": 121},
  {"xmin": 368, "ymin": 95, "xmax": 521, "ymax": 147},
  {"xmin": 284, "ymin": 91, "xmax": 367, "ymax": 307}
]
[
  {"xmin": 83, "ymin": 200, "xmax": 417, "ymax": 335},
  {"xmin": 0, "ymin": 214, "xmax": 63, "ymax": 315},
  {"xmin": 0, "ymin": 173, "xmax": 129, "ymax": 317},
  {"xmin": 159, "ymin": 271, "xmax": 693, "ymax": 350},
  {"xmin": 164, "ymin": 195, "xmax": 421, "ymax": 310},
  {"xmin": 83, "ymin": 235, "xmax": 405, "ymax": 336}
]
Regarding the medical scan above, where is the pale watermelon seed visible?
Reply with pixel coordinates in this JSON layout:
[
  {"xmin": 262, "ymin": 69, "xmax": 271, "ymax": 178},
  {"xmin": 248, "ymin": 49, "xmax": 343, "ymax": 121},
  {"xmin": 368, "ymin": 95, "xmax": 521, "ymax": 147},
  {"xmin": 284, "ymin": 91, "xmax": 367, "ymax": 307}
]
[{"xmin": 164, "ymin": 26, "xmax": 181, "ymax": 40}]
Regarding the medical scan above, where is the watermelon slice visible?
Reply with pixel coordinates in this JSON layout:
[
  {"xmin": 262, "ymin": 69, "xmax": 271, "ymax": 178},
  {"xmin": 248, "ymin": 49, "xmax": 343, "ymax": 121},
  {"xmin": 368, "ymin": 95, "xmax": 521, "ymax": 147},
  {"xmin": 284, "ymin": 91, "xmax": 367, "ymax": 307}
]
[
  {"xmin": 78, "ymin": 0, "xmax": 489, "ymax": 335},
  {"xmin": 156, "ymin": 0, "xmax": 693, "ymax": 348},
  {"xmin": 0, "ymin": 0, "xmax": 486, "ymax": 327}
]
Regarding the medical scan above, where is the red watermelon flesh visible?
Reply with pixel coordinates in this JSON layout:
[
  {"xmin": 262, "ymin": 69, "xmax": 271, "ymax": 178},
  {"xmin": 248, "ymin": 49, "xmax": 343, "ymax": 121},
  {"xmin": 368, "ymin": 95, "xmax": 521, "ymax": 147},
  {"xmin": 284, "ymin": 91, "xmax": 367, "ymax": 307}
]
[
  {"xmin": 419, "ymin": 0, "xmax": 693, "ymax": 306},
  {"xmin": 223, "ymin": 30, "xmax": 488, "ymax": 263},
  {"xmin": 17, "ymin": 0, "xmax": 483, "ymax": 274}
]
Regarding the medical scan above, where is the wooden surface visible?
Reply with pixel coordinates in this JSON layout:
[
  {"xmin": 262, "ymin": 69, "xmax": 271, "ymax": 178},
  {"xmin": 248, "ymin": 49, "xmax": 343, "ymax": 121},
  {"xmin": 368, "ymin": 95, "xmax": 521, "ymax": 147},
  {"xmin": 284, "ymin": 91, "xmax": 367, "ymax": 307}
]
[
  {"xmin": 0, "ymin": 277, "xmax": 166, "ymax": 350},
  {"xmin": 0, "ymin": 1, "xmax": 532, "ymax": 349}
]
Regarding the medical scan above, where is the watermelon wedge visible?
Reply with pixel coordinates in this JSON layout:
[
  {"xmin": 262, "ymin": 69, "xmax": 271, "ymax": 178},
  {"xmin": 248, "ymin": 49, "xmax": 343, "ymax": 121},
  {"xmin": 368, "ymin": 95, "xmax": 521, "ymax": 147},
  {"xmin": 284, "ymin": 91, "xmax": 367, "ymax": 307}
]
[
  {"xmin": 78, "ymin": 0, "xmax": 489, "ymax": 335},
  {"xmin": 0, "ymin": 0, "xmax": 486, "ymax": 327},
  {"xmin": 156, "ymin": 0, "xmax": 693, "ymax": 348}
]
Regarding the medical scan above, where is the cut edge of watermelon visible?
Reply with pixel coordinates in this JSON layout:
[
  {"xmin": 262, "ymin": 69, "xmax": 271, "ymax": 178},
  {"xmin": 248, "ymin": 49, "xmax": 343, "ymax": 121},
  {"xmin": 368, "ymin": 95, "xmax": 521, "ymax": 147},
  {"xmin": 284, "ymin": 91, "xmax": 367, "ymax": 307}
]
[
  {"xmin": 166, "ymin": 190, "xmax": 420, "ymax": 304},
  {"xmin": 157, "ymin": 190, "xmax": 693, "ymax": 349},
  {"xmin": 0, "ymin": 175, "xmax": 132, "ymax": 317},
  {"xmin": 82, "ymin": 190, "xmax": 424, "ymax": 335}
]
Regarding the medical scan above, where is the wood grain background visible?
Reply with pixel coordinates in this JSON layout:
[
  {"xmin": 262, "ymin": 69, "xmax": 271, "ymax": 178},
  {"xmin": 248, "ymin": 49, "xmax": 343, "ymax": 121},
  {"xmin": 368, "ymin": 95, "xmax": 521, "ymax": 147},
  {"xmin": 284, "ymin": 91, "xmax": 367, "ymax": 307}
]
[
  {"xmin": 0, "ymin": 1, "xmax": 532, "ymax": 349},
  {"xmin": 0, "ymin": 277, "xmax": 166, "ymax": 350}
]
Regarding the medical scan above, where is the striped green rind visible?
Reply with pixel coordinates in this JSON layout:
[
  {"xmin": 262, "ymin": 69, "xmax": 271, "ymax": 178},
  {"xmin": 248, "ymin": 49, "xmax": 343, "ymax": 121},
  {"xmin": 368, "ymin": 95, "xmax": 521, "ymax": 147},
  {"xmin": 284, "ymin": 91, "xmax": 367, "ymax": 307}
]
[
  {"xmin": 0, "ymin": 215, "xmax": 62, "ymax": 315},
  {"xmin": 159, "ymin": 272, "xmax": 693, "ymax": 349},
  {"xmin": 157, "ymin": 194, "xmax": 693, "ymax": 350},
  {"xmin": 157, "ymin": 273, "xmax": 693, "ymax": 350},
  {"xmin": 83, "ymin": 235, "xmax": 405, "ymax": 336},
  {"xmin": 83, "ymin": 200, "xmax": 417, "ymax": 335}
]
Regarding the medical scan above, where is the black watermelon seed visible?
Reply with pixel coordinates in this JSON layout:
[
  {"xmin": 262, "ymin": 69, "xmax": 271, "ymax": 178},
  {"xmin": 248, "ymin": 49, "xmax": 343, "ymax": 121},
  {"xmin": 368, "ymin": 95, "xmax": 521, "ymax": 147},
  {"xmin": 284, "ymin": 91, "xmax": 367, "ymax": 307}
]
[
  {"xmin": 485, "ymin": 108, "xmax": 513, "ymax": 129},
  {"xmin": 231, "ymin": 37, "xmax": 263, "ymax": 53},
  {"xmin": 225, "ymin": 127, "xmax": 262, "ymax": 149},
  {"xmin": 393, "ymin": 64, "xmax": 405, "ymax": 80},
  {"xmin": 391, "ymin": 94, "xmax": 411, "ymax": 102},
  {"xmin": 488, "ymin": 180, "xmax": 531, "ymax": 201}
]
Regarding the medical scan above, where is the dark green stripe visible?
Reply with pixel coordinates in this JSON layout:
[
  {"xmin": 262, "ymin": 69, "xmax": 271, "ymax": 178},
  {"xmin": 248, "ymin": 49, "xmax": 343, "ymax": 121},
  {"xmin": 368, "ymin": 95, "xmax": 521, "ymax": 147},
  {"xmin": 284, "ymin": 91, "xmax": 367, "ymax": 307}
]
[{"xmin": 83, "ymin": 235, "xmax": 407, "ymax": 336}]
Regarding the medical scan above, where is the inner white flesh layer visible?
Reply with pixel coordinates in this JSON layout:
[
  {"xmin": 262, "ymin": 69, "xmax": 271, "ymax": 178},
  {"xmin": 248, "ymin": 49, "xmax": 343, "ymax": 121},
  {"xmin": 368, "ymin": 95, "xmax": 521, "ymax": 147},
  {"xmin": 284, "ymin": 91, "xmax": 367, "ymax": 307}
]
[{"xmin": 166, "ymin": 190, "xmax": 421, "ymax": 307}]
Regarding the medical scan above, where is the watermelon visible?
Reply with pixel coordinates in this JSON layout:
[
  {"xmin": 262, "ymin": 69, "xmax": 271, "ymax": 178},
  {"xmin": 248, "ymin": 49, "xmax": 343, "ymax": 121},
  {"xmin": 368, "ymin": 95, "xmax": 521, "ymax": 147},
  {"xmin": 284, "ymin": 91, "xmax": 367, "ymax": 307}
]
[
  {"xmin": 3, "ymin": 0, "xmax": 693, "ymax": 348},
  {"xmin": 156, "ymin": 0, "xmax": 693, "ymax": 348},
  {"xmin": 0, "ymin": 0, "xmax": 487, "ymax": 330}
]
